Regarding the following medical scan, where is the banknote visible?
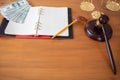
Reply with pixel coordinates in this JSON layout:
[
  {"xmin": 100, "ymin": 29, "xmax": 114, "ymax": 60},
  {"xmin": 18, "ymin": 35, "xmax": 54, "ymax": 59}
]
[
  {"xmin": 11, "ymin": 6, "xmax": 30, "ymax": 23},
  {"xmin": 0, "ymin": 0, "xmax": 31, "ymax": 23},
  {"xmin": 1, "ymin": 0, "xmax": 29, "ymax": 12},
  {"xmin": 3, "ymin": 5, "xmax": 28, "ymax": 19},
  {"xmin": 5, "ymin": 5, "xmax": 29, "ymax": 19}
]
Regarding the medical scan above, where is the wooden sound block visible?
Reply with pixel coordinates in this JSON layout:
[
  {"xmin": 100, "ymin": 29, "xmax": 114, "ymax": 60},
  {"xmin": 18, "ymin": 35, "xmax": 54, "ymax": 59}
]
[{"xmin": 85, "ymin": 20, "xmax": 112, "ymax": 41}]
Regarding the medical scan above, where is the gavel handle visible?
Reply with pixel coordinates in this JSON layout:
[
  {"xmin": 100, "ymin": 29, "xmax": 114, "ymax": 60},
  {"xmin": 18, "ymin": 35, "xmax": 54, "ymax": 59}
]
[{"xmin": 102, "ymin": 26, "xmax": 117, "ymax": 74}]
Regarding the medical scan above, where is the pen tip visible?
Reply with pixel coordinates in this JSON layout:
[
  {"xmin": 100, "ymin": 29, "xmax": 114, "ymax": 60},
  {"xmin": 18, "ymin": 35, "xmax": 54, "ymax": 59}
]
[{"xmin": 51, "ymin": 37, "xmax": 54, "ymax": 39}]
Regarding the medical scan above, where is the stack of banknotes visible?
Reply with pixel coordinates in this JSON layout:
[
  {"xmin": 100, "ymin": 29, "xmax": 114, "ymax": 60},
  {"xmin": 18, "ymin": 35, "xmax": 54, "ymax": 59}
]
[{"xmin": 0, "ymin": 0, "xmax": 31, "ymax": 23}]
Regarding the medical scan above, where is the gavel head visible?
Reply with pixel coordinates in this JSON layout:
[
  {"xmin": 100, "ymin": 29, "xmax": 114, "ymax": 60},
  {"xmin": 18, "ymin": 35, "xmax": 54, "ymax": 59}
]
[{"xmin": 99, "ymin": 14, "xmax": 109, "ymax": 24}]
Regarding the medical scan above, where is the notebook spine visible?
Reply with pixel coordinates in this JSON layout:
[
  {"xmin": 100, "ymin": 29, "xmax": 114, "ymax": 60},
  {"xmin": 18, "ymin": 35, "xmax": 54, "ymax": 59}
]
[{"xmin": 34, "ymin": 8, "xmax": 44, "ymax": 36}]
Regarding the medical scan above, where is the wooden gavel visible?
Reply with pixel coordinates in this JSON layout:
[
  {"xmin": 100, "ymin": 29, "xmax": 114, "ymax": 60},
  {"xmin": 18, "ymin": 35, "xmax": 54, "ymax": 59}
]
[
  {"xmin": 98, "ymin": 15, "xmax": 117, "ymax": 74},
  {"xmin": 85, "ymin": 14, "xmax": 117, "ymax": 74}
]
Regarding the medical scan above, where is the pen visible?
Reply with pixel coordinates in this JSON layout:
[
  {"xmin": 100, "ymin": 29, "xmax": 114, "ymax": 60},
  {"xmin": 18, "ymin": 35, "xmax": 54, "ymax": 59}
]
[
  {"xmin": 51, "ymin": 19, "xmax": 78, "ymax": 39},
  {"xmin": 51, "ymin": 16, "xmax": 87, "ymax": 39}
]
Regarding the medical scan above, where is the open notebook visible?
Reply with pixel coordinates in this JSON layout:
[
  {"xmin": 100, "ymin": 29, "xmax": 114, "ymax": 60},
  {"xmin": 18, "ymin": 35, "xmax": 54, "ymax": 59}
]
[{"xmin": 0, "ymin": 6, "xmax": 73, "ymax": 39}]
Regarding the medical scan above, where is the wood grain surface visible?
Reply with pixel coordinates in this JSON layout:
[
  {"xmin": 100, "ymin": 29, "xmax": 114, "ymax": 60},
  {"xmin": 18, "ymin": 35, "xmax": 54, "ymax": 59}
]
[{"xmin": 0, "ymin": 0, "xmax": 120, "ymax": 80}]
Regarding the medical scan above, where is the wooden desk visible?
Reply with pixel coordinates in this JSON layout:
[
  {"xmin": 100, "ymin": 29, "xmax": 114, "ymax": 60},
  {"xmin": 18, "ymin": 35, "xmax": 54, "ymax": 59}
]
[{"xmin": 0, "ymin": 0, "xmax": 120, "ymax": 80}]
